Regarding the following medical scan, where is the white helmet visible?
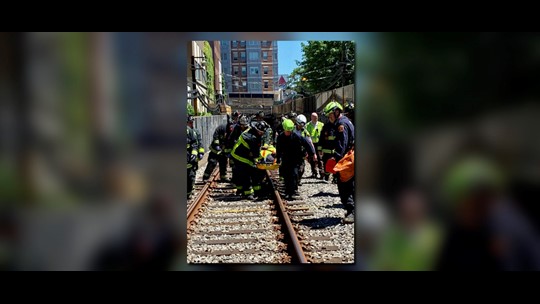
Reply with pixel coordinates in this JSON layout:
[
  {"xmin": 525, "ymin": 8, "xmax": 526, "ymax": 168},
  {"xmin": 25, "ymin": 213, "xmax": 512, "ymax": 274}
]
[{"xmin": 296, "ymin": 114, "xmax": 307, "ymax": 125}]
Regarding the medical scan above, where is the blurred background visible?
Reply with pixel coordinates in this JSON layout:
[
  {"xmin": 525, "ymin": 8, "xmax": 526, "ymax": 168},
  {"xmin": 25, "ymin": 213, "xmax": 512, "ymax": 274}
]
[{"xmin": 1, "ymin": 32, "xmax": 539, "ymax": 270}]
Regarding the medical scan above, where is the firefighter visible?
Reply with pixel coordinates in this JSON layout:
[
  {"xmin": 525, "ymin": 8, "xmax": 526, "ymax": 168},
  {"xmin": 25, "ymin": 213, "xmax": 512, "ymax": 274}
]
[
  {"xmin": 319, "ymin": 106, "xmax": 340, "ymax": 183},
  {"xmin": 187, "ymin": 115, "xmax": 205, "ymax": 161},
  {"xmin": 344, "ymin": 101, "xmax": 355, "ymax": 126},
  {"xmin": 294, "ymin": 114, "xmax": 316, "ymax": 186},
  {"xmin": 202, "ymin": 115, "xmax": 234, "ymax": 182},
  {"xmin": 255, "ymin": 111, "xmax": 274, "ymax": 147},
  {"xmin": 306, "ymin": 112, "xmax": 325, "ymax": 179},
  {"xmin": 324, "ymin": 101, "xmax": 355, "ymax": 224},
  {"xmin": 226, "ymin": 114, "xmax": 250, "ymax": 195},
  {"xmin": 275, "ymin": 118, "xmax": 316, "ymax": 200},
  {"xmin": 230, "ymin": 121, "xmax": 268, "ymax": 200},
  {"xmin": 232, "ymin": 110, "xmax": 241, "ymax": 123},
  {"xmin": 186, "ymin": 115, "xmax": 199, "ymax": 200}
]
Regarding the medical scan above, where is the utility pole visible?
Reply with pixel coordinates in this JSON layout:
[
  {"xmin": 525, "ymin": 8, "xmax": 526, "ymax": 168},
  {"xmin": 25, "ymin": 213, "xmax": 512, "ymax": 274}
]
[{"xmin": 341, "ymin": 43, "xmax": 345, "ymax": 109}]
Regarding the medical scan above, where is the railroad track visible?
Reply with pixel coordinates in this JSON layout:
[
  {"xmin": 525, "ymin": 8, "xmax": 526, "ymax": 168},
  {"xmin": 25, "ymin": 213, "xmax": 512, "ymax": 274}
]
[
  {"xmin": 187, "ymin": 162, "xmax": 354, "ymax": 264},
  {"xmin": 187, "ymin": 166, "xmax": 306, "ymax": 264},
  {"xmin": 267, "ymin": 168, "xmax": 354, "ymax": 264}
]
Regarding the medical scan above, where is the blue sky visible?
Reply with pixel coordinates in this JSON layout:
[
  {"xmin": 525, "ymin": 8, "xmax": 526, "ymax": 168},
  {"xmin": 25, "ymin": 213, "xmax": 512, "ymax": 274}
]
[{"xmin": 278, "ymin": 41, "xmax": 306, "ymax": 76}]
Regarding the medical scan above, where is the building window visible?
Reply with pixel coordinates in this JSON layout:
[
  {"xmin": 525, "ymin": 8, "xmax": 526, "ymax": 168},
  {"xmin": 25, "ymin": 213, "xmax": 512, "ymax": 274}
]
[
  {"xmin": 241, "ymin": 66, "xmax": 247, "ymax": 76},
  {"xmin": 264, "ymin": 81, "xmax": 269, "ymax": 89},
  {"xmin": 234, "ymin": 81, "xmax": 239, "ymax": 89},
  {"xmin": 242, "ymin": 81, "xmax": 247, "ymax": 88},
  {"xmin": 250, "ymin": 67, "xmax": 259, "ymax": 75},
  {"xmin": 263, "ymin": 66, "xmax": 269, "ymax": 75},
  {"xmin": 222, "ymin": 52, "xmax": 228, "ymax": 60},
  {"xmin": 240, "ymin": 51, "xmax": 246, "ymax": 61},
  {"xmin": 221, "ymin": 41, "xmax": 229, "ymax": 46},
  {"xmin": 240, "ymin": 41, "xmax": 246, "ymax": 47},
  {"xmin": 232, "ymin": 41, "xmax": 238, "ymax": 47},
  {"xmin": 249, "ymin": 51, "xmax": 259, "ymax": 60},
  {"xmin": 274, "ymin": 53, "xmax": 277, "ymax": 60},
  {"xmin": 262, "ymin": 51, "xmax": 268, "ymax": 61},
  {"xmin": 233, "ymin": 66, "xmax": 239, "ymax": 76},
  {"xmin": 250, "ymin": 83, "xmax": 261, "ymax": 91},
  {"xmin": 262, "ymin": 41, "xmax": 271, "ymax": 47},
  {"xmin": 233, "ymin": 52, "xmax": 238, "ymax": 61}
]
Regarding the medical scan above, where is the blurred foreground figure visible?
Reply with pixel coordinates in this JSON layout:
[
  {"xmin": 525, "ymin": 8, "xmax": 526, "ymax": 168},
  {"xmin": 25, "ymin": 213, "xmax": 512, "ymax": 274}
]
[
  {"xmin": 436, "ymin": 155, "xmax": 540, "ymax": 271},
  {"xmin": 372, "ymin": 188, "xmax": 442, "ymax": 271}
]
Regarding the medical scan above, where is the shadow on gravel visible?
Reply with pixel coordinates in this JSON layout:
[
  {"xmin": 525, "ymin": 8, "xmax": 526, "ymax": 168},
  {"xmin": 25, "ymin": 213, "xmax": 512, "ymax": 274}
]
[
  {"xmin": 312, "ymin": 191, "xmax": 340, "ymax": 198},
  {"xmin": 298, "ymin": 217, "xmax": 343, "ymax": 229},
  {"xmin": 209, "ymin": 195, "xmax": 243, "ymax": 202},
  {"xmin": 323, "ymin": 204, "xmax": 345, "ymax": 210}
]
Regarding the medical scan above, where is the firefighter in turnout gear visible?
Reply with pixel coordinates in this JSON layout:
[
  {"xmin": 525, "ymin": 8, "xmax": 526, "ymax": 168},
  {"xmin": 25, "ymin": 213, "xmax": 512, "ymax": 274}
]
[
  {"xmin": 226, "ymin": 114, "xmax": 250, "ymax": 195},
  {"xmin": 319, "ymin": 104, "xmax": 341, "ymax": 183},
  {"xmin": 186, "ymin": 115, "xmax": 199, "ymax": 199},
  {"xmin": 324, "ymin": 101, "xmax": 355, "ymax": 224},
  {"xmin": 276, "ymin": 118, "xmax": 316, "ymax": 200},
  {"xmin": 202, "ymin": 115, "xmax": 234, "ymax": 182},
  {"xmin": 193, "ymin": 125, "xmax": 205, "ymax": 161},
  {"xmin": 255, "ymin": 111, "xmax": 273, "ymax": 147},
  {"xmin": 230, "ymin": 121, "xmax": 268, "ymax": 200},
  {"xmin": 306, "ymin": 112, "xmax": 325, "ymax": 179}
]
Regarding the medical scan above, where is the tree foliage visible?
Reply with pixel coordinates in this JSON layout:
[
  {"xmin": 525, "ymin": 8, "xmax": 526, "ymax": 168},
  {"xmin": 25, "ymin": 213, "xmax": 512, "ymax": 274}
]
[{"xmin": 289, "ymin": 41, "xmax": 355, "ymax": 95}]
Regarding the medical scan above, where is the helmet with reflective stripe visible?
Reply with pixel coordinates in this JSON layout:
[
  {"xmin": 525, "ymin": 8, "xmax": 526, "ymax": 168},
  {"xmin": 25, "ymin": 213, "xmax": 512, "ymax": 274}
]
[{"xmin": 324, "ymin": 101, "xmax": 343, "ymax": 116}]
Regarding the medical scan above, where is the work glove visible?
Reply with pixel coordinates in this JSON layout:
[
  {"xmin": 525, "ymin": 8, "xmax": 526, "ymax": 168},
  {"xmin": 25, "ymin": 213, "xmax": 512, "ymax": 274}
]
[
  {"xmin": 198, "ymin": 153, "xmax": 204, "ymax": 161},
  {"xmin": 189, "ymin": 154, "xmax": 197, "ymax": 164}
]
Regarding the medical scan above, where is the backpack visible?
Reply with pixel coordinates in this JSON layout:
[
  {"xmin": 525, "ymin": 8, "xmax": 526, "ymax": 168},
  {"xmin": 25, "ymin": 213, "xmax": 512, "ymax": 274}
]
[{"xmin": 333, "ymin": 147, "xmax": 354, "ymax": 182}]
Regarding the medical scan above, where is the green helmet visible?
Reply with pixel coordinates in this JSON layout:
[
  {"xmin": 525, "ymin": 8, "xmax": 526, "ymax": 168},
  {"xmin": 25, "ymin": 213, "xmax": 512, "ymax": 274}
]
[
  {"xmin": 282, "ymin": 118, "xmax": 295, "ymax": 131},
  {"xmin": 324, "ymin": 101, "xmax": 343, "ymax": 116},
  {"xmin": 442, "ymin": 155, "xmax": 505, "ymax": 207}
]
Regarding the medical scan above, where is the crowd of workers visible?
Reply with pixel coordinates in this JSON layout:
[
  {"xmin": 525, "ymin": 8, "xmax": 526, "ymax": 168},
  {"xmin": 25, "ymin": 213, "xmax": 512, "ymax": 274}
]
[{"xmin": 186, "ymin": 101, "xmax": 356, "ymax": 224}]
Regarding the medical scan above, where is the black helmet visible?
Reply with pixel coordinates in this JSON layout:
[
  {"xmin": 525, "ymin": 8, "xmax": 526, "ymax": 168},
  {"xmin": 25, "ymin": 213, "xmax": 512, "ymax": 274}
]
[
  {"xmin": 250, "ymin": 121, "xmax": 268, "ymax": 133},
  {"xmin": 288, "ymin": 112, "xmax": 297, "ymax": 119},
  {"xmin": 239, "ymin": 115, "xmax": 249, "ymax": 126},
  {"xmin": 257, "ymin": 111, "xmax": 265, "ymax": 119},
  {"xmin": 187, "ymin": 115, "xmax": 194, "ymax": 122},
  {"xmin": 232, "ymin": 110, "xmax": 240, "ymax": 118},
  {"xmin": 344, "ymin": 102, "xmax": 355, "ymax": 113}
]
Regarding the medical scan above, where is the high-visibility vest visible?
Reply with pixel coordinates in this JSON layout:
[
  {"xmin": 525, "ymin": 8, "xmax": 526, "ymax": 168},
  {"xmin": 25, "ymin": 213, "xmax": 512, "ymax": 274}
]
[{"xmin": 306, "ymin": 121, "xmax": 324, "ymax": 143}]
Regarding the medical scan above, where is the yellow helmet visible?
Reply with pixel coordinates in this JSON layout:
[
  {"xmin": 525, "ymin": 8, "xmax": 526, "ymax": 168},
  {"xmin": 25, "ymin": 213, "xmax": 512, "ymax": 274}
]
[
  {"xmin": 324, "ymin": 101, "xmax": 343, "ymax": 116},
  {"xmin": 282, "ymin": 119, "xmax": 295, "ymax": 131}
]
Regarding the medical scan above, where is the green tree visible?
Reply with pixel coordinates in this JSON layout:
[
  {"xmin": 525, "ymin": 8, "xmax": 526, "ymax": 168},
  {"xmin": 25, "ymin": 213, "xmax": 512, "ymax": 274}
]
[
  {"xmin": 187, "ymin": 102, "xmax": 194, "ymax": 116},
  {"xmin": 289, "ymin": 41, "xmax": 355, "ymax": 95}
]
